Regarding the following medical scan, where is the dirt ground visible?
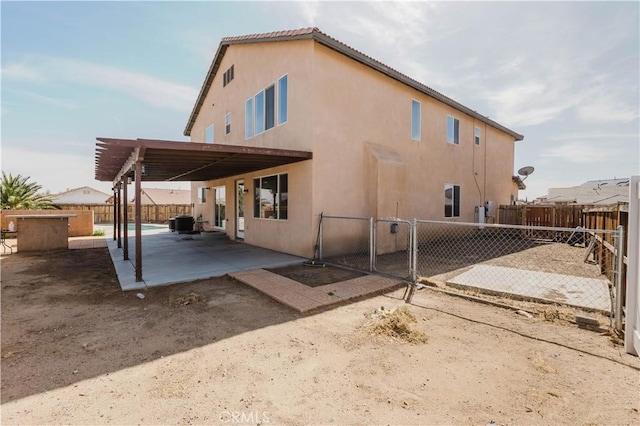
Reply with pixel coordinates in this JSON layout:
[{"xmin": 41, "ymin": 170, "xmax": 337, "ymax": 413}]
[
  {"xmin": 1, "ymin": 248, "xmax": 639, "ymax": 425},
  {"xmin": 266, "ymin": 263, "xmax": 365, "ymax": 287}
]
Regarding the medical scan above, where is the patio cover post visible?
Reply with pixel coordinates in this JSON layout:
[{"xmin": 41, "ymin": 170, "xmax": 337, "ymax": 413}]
[
  {"xmin": 116, "ymin": 182, "xmax": 122, "ymax": 248},
  {"xmin": 134, "ymin": 160, "xmax": 143, "ymax": 282},
  {"xmin": 123, "ymin": 176, "xmax": 129, "ymax": 260},
  {"xmin": 112, "ymin": 186, "xmax": 117, "ymax": 241}
]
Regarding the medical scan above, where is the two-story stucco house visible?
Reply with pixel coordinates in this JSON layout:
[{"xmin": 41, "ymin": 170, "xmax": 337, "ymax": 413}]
[{"xmin": 183, "ymin": 27, "xmax": 523, "ymax": 258}]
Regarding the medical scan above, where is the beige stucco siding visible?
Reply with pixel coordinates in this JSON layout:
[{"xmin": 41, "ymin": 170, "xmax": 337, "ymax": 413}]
[
  {"xmin": 190, "ymin": 40, "xmax": 314, "ymax": 151},
  {"xmin": 192, "ymin": 160, "xmax": 314, "ymax": 258},
  {"xmin": 310, "ymin": 43, "xmax": 516, "ymax": 222},
  {"xmin": 187, "ymin": 37, "xmax": 518, "ymax": 257}
]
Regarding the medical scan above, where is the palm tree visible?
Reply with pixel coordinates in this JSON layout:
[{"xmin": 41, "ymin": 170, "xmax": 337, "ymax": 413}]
[{"xmin": 0, "ymin": 172, "xmax": 58, "ymax": 210}]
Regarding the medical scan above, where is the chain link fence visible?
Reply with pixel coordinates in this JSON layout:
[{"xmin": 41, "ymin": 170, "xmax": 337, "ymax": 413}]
[
  {"xmin": 414, "ymin": 221, "xmax": 623, "ymax": 326},
  {"xmin": 319, "ymin": 214, "xmax": 626, "ymax": 331},
  {"xmin": 320, "ymin": 215, "xmax": 372, "ymax": 272},
  {"xmin": 374, "ymin": 219, "xmax": 412, "ymax": 279}
]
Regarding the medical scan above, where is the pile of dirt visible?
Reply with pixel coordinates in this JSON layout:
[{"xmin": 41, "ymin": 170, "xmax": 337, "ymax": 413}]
[
  {"xmin": 166, "ymin": 292, "xmax": 206, "ymax": 307},
  {"xmin": 533, "ymin": 306, "xmax": 575, "ymax": 323},
  {"xmin": 366, "ymin": 306, "xmax": 428, "ymax": 344}
]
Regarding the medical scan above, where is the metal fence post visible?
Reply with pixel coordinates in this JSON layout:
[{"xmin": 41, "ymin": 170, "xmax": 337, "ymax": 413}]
[
  {"xmin": 318, "ymin": 214, "xmax": 324, "ymax": 262},
  {"xmin": 405, "ymin": 219, "xmax": 418, "ymax": 303},
  {"xmin": 615, "ymin": 225, "xmax": 625, "ymax": 331},
  {"xmin": 411, "ymin": 219, "xmax": 418, "ymax": 282},
  {"xmin": 369, "ymin": 217, "xmax": 375, "ymax": 272}
]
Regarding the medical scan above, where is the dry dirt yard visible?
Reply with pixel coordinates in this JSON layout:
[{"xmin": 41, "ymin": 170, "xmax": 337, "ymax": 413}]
[{"xmin": 1, "ymin": 248, "xmax": 639, "ymax": 425}]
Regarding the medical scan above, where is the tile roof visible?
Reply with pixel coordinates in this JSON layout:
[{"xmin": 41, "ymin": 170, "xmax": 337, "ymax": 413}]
[{"xmin": 184, "ymin": 27, "xmax": 524, "ymax": 142}]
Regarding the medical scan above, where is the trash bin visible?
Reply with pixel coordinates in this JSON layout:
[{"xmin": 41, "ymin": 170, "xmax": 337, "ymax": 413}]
[{"xmin": 168, "ymin": 218, "xmax": 176, "ymax": 232}]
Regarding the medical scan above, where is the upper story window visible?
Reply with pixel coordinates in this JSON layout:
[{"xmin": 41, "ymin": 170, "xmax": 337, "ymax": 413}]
[
  {"xmin": 205, "ymin": 124, "xmax": 214, "ymax": 143},
  {"xmin": 447, "ymin": 115, "xmax": 460, "ymax": 145},
  {"xmin": 246, "ymin": 76, "xmax": 288, "ymax": 139},
  {"xmin": 225, "ymin": 113, "xmax": 231, "ymax": 134},
  {"xmin": 474, "ymin": 126, "xmax": 481, "ymax": 145},
  {"xmin": 255, "ymin": 91, "xmax": 265, "ymax": 135},
  {"xmin": 277, "ymin": 75, "xmax": 288, "ymax": 125},
  {"xmin": 223, "ymin": 65, "xmax": 234, "ymax": 87},
  {"xmin": 444, "ymin": 184, "xmax": 460, "ymax": 218},
  {"xmin": 245, "ymin": 98, "xmax": 253, "ymax": 139},
  {"xmin": 411, "ymin": 99, "xmax": 421, "ymax": 141},
  {"xmin": 254, "ymin": 85, "xmax": 275, "ymax": 135}
]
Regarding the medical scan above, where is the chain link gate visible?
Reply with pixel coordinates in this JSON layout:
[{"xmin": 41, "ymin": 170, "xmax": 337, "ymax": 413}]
[{"xmin": 373, "ymin": 219, "xmax": 412, "ymax": 279}]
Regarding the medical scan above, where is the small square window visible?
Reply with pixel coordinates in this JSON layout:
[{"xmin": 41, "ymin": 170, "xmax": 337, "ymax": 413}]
[{"xmin": 223, "ymin": 65, "xmax": 234, "ymax": 87}]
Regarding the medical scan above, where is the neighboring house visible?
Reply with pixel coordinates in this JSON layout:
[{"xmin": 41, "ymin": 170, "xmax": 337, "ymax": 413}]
[
  {"xmin": 51, "ymin": 186, "xmax": 111, "ymax": 204},
  {"xmin": 182, "ymin": 27, "xmax": 524, "ymax": 257},
  {"xmin": 133, "ymin": 188, "xmax": 191, "ymax": 205},
  {"xmin": 538, "ymin": 178, "xmax": 630, "ymax": 205}
]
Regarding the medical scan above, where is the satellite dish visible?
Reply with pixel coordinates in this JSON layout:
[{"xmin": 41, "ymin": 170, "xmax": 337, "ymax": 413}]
[{"xmin": 517, "ymin": 166, "xmax": 535, "ymax": 181}]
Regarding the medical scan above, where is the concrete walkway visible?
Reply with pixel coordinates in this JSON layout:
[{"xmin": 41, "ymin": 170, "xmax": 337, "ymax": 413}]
[
  {"xmin": 447, "ymin": 264, "xmax": 611, "ymax": 312},
  {"xmin": 230, "ymin": 269, "xmax": 403, "ymax": 312},
  {"xmin": 105, "ymin": 229, "xmax": 304, "ymax": 291}
]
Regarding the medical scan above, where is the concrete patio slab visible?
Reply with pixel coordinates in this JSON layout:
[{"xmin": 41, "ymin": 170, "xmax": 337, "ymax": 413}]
[
  {"xmin": 105, "ymin": 230, "xmax": 304, "ymax": 290},
  {"xmin": 447, "ymin": 264, "xmax": 611, "ymax": 312},
  {"xmin": 230, "ymin": 269, "xmax": 403, "ymax": 312}
]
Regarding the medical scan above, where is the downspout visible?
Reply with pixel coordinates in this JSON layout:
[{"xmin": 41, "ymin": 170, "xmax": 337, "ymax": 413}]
[
  {"xmin": 483, "ymin": 122, "xmax": 487, "ymax": 209},
  {"xmin": 471, "ymin": 120, "xmax": 483, "ymax": 206}
]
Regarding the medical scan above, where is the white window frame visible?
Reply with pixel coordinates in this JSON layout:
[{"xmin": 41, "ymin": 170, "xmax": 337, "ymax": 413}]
[
  {"xmin": 277, "ymin": 74, "xmax": 288, "ymax": 126},
  {"xmin": 411, "ymin": 99, "xmax": 421, "ymax": 141},
  {"xmin": 444, "ymin": 183, "xmax": 461, "ymax": 218},
  {"xmin": 253, "ymin": 173, "xmax": 288, "ymax": 221},
  {"xmin": 198, "ymin": 187, "xmax": 208, "ymax": 204},
  {"xmin": 255, "ymin": 90, "xmax": 265, "ymax": 135},
  {"xmin": 245, "ymin": 98, "xmax": 253, "ymax": 140},
  {"xmin": 205, "ymin": 124, "xmax": 214, "ymax": 144},
  {"xmin": 474, "ymin": 126, "xmax": 481, "ymax": 145},
  {"xmin": 447, "ymin": 115, "xmax": 460, "ymax": 145},
  {"xmin": 225, "ymin": 112, "xmax": 231, "ymax": 134},
  {"xmin": 213, "ymin": 186, "xmax": 226, "ymax": 229}
]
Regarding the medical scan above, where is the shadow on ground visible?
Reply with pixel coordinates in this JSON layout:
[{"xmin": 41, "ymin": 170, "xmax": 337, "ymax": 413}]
[{"xmin": 0, "ymin": 248, "xmax": 301, "ymax": 402}]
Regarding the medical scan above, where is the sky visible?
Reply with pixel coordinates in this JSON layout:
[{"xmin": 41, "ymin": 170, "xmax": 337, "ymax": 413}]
[{"xmin": 1, "ymin": 0, "xmax": 639, "ymax": 199}]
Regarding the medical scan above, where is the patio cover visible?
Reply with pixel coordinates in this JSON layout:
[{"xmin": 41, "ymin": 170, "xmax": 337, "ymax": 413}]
[
  {"xmin": 95, "ymin": 137, "xmax": 312, "ymax": 184},
  {"xmin": 94, "ymin": 137, "xmax": 312, "ymax": 283}
]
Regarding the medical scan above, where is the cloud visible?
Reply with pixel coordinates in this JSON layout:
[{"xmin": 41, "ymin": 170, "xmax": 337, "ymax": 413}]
[
  {"xmin": 541, "ymin": 142, "xmax": 619, "ymax": 164},
  {"xmin": 551, "ymin": 132, "xmax": 639, "ymax": 141},
  {"xmin": 576, "ymin": 93, "xmax": 639, "ymax": 124},
  {"xmin": 0, "ymin": 63, "xmax": 43, "ymax": 81},
  {"xmin": 10, "ymin": 89, "xmax": 78, "ymax": 109},
  {"xmin": 298, "ymin": 0, "xmax": 320, "ymax": 25},
  {"xmin": 0, "ymin": 146, "xmax": 106, "ymax": 194},
  {"xmin": 49, "ymin": 58, "xmax": 198, "ymax": 112},
  {"xmin": 2, "ymin": 58, "xmax": 198, "ymax": 112}
]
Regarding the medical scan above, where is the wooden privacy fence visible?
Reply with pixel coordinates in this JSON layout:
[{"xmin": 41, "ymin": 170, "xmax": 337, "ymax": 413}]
[
  {"xmin": 56, "ymin": 204, "xmax": 191, "ymax": 224},
  {"xmin": 498, "ymin": 204, "xmax": 584, "ymax": 228},
  {"xmin": 500, "ymin": 203, "xmax": 629, "ymax": 308}
]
